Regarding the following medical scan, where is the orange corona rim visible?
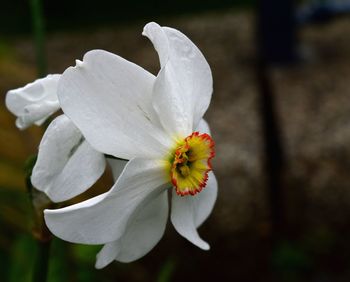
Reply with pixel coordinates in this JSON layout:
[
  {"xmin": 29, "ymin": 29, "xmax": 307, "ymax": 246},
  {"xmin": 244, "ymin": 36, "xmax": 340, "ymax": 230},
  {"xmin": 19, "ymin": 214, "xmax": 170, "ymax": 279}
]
[{"xmin": 170, "ymin": 132, "xmax": 215, "ymax": 196}]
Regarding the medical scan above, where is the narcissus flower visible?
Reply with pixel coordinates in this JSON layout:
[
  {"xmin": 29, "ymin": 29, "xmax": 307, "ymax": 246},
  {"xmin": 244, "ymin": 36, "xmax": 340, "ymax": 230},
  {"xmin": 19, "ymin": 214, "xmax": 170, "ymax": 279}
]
[
  {"xmin": 44, "ymin": 22, "xmax": 217, "ymax": 268},
  {"xmin": 5, "ymin": 74, "xmax": 106, "ymax": 203},
  {"xmin": 6, "ymin": 74, "xmax": 61, "ymax": 129}
]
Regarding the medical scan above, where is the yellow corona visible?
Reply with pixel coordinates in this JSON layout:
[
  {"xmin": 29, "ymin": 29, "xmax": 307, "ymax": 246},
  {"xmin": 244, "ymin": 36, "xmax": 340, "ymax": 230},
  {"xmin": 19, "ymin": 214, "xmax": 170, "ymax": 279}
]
[{"xmin": 170, "ymin": 132, "xmax": 215, "ymax": 196}]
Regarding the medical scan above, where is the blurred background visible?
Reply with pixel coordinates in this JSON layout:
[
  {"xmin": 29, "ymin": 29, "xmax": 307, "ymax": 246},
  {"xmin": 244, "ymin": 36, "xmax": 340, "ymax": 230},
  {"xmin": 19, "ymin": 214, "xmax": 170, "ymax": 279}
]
[{"xmin": 2, "ymin": 0, "xmax": 350, "ymax": 281}]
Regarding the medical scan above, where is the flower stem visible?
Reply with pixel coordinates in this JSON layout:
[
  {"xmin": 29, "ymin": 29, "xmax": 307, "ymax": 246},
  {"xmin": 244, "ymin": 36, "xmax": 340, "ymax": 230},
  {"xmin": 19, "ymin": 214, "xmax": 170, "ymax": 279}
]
[
  {"xmin": 28, "ymin": 0, "xmax": 51, "ymax": 279},
  {"xmin": 25, "ymin": 156, "xmax": 53, "ymax": 282},
  {"xmin": 30, "ymin": 0, "xmax": 47, "ymax": 77}
]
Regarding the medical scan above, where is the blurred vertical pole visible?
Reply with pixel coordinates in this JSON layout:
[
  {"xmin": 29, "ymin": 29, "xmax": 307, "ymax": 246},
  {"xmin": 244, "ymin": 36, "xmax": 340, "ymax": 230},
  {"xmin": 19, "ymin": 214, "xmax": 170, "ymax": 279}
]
[
  {"xmin": 256, "ymin": 62, "xmax": 285, "ymax": 239},
  {"xmin": 256, "ymin": 0, "xmax": 297, "ymax": 240},
  {"xmin": 30, "ymin": 0, "xmax": 47, "ymax": 77},
  {"xmin": 29, "ymin": 0, "xmax": 51, "ymax": 282},
  {"xmin": 257, "ymin": 0, "xmax": 297, "ymax": 64}
]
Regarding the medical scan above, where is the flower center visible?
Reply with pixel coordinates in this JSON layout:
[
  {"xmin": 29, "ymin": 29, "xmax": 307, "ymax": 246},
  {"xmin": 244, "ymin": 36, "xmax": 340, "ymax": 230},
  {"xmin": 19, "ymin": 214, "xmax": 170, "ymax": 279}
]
[{"xmin": 170, "ymin": 132, "xmax": 215, "ymax": 196}]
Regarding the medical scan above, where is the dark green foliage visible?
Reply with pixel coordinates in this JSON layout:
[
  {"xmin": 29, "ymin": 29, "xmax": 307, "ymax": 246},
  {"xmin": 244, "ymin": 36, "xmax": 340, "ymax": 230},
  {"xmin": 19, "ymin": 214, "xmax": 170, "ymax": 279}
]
[{"xmin": 0, "ymin": 0, "xmax": 254, "ymax": 35}]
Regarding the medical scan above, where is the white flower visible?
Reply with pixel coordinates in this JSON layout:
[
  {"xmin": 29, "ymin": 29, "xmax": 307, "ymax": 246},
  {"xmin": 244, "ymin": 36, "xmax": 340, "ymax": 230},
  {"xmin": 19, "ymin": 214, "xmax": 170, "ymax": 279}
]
[
  {"xmin": 6, "ymin": 74, "xmax": 61, "ymax": 129},
  {"xmin": 5, "ymin": 72, "xmax": 106, "ymax": 203},
  {"xmin": 44, "ymin": 22, "xmax": 218, "ymax": 267},
  {"xmin": 31, "ymin": 114, "xmax": 106, "ymax": 202}
]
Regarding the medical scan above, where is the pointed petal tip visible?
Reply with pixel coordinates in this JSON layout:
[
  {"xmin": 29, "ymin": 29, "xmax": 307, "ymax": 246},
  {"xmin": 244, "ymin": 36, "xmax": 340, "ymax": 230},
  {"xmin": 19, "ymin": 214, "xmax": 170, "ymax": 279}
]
[
  {"xmin": 94, "ymin": 262, "xmax": 103, "ymax": 269},
  {"xmin": 201, "ymin": 242, "xmax": 210, "ymax": 251},
  {"xmin": 142, "ymin": 22, "xmax": 161, "ymax": 37},
  {"xmin": 171, "ymin": 187, "xmax": 214, "ymax": 252},
  {"xmin": 193, "ymin": 237, "xmax": 210, "ymax": 251},
  {"xmin": 95, "ymin": 255, "xmax": 113, "ymax": 269},
  {"xmin": 75, "ymin": 59, "xmax": 83, "ymax": 68}
]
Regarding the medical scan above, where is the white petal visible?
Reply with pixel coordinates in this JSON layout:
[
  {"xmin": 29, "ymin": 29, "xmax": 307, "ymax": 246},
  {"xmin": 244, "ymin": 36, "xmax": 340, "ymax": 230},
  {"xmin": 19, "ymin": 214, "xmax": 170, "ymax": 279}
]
[
  {"xmin": 170, "ymin": 172, "xmax": 217, "ymax": 250},
  {"xmin": 195, "ymin": 118, "xmax": 211, "ymax": 135},
  {"xmin": 58, "ymin": 50, "xmax": 171, "ymax": 160},
  {"xmin": 31, "ymin": 115, "xmax": 106, "ymax": 202},
  {"xmin": 107, "ymin": 158, "xmax": 127, "ymax": 181},
  {"xmin": 44, "ymin": 158, "xmax": 169, "ymax": 244},
  {"xmin": 95, "ymin": 189, "xmax": 168, "ymax": 268},
  {"xmin": 6, "ymin": 74, "xmax": 61, "ymax": 129},
  {"xmin": 95, "ymin": 239, "xmax": 121, "ymax": 269},
  {"xmin": 143, "ymin": 22, "xmax": 213, "ymax": 137},
  {"xmin": 192, "ymin": 172, "xmax": 218, "ymax": 228}
]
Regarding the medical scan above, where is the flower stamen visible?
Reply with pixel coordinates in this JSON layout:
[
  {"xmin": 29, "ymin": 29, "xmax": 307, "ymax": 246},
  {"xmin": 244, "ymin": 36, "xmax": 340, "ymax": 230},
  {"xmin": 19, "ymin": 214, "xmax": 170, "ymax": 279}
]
[{"xmin": 170, "ymin": 132, "xmax": 215, "ymax": 196}]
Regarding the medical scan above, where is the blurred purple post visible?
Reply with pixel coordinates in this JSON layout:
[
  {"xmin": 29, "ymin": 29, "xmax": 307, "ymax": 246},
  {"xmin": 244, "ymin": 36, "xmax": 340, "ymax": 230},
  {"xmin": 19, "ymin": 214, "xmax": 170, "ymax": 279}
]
[{"xmin": 256, "ymin": 0, "xmax": 297, "ymax": 240}]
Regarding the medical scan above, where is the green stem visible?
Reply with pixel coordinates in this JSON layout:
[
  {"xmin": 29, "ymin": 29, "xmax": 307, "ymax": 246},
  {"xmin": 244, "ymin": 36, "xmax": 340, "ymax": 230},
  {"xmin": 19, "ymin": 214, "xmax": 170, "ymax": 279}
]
[
  {"xmin": 28, "ymin": 0, "xmax": 50, "ymax": 279},
  {"xmin": 29, "ymin": 187, "xmax": 52, "ymax": 282},
  {"xmin": 26, "ymin": 155, "xmax": 52, "ymax": 282},
  {"xmin": 30, "ymin": 0, "xmax": 47, "ymax": 77}
]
